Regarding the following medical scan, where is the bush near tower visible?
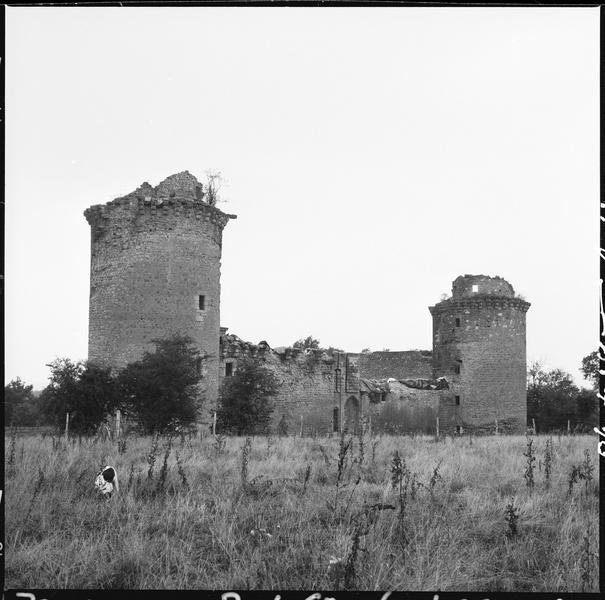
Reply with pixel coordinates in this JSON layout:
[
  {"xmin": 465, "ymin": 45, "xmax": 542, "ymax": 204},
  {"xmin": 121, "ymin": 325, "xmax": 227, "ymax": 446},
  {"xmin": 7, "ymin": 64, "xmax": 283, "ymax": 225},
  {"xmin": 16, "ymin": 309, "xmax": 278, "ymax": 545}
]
[
  {"xmin": 5, "ymin": 377, "xmax": 42, "ymax": 427},
  {"xmin": 118, "ymin": 335, "xmax": 202, "ymax": 434},
  {"xmin": 39, "ymin": 359, "xmax": 120, "ymax": 435},
  {"xmin": 216, "ymin": 358, "xmax": 279, "ymax": 435}
]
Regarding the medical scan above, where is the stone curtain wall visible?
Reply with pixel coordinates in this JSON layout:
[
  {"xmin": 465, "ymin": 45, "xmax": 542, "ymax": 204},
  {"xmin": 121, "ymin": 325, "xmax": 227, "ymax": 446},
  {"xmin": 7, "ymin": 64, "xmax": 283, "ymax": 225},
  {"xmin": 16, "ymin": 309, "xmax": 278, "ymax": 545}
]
[
  {"xmin": 85, "ymin": 172, "xmax": 235, "ymax": 422},
  {"xmin": 220, "ymin": 336, "xmax": 339, "ymax": 434},
  {"xmin": 219, "ymin": 337, "xmax": 447, "ymax": 436},
  {"xmin": 368, "ymin": 382, "xmax": 441, "ymax": 434},
  {"xmin": 430, "ymin": 275, "xmax": 530, "ymax": 434},
  {"xmin": 357, "ymin": 351, "xmax": 433, "ymax": 380}
]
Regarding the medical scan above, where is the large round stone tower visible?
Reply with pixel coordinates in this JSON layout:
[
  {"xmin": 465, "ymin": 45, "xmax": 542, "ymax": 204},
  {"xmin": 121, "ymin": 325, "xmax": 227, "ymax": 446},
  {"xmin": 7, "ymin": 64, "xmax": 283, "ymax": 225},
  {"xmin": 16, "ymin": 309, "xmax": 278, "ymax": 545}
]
[
  {"xmin": 429, "ymin": 274, "xmax": 530, "ymax": 433},
  {"xmin": 84, "ymin": 171, "xmax": 236, "ymax": 417}
]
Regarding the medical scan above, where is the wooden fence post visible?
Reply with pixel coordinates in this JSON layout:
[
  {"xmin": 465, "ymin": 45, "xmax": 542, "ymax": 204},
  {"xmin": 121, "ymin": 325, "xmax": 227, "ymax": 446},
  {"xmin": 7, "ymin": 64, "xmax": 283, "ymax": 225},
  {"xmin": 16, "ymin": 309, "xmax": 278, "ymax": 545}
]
[
  {"xmin": 65, "ymin": 412, "xmax": 70, "ymax": 439},
  {"xmin": 495, "ymin": 419, "xmax": 499, "ymax": 435},
  {"xmin": 212, "ymin": 410, "xmax": 217, "ymax": 437},
  {"xmin": 115, "ymin": 409, "xmax": 121, "ymax": 439},
  {"xmin": 567, "ymin": 419, "xmax": 571, "ymax": 435},
  {"xmin": 300, "ymin": 415, "xmax": 303, "ymax": 438},
  {"xmin": 436, "ymin": 416, "xmax": 440, "ymax": 440},
  {"xmin": 532, "ymin": 418, "xmax": 536, "ymax": 435}
]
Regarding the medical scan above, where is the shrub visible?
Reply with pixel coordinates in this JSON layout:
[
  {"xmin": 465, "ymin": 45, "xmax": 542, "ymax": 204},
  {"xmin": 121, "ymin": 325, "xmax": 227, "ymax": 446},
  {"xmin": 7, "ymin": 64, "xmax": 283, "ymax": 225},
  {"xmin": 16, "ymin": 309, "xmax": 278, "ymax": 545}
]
[
  {"xmin": 216, "ymin": 358, "xmax": 279, "ymax": 435},
  {"xmin": 5, "ymin": 378, "xmax": 42, "ymax": 426},
  {"xmin": 118, "ymin": 335, "xmax": 201, "ymax": 435},
  {"xmin": 39, "ymin": 360, "xmax": 120, "ymax": 435}
]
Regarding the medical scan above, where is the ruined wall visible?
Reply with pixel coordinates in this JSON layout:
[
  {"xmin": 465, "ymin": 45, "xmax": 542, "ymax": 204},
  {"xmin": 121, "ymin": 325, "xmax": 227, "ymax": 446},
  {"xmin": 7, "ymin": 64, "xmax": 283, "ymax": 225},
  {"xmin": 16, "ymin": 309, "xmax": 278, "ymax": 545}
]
[
  {"xmin": 357, "ymin": 351, "xmax": 433, "ymax": 380},
  {"xmin": 367, "ymin": 382, "xmax": 441, "ymax": 434},
  {"xmin": 220, "ymin": 336, "xmax": 339, "ymax": 434},
  {"xmin": 85, "ymin": 171, "xmax": 236, "ymax": 421},
  {"xmin": 219, "ymin": 338, "xmax": 449, "ymax": 436},
  {"xmin": 430, "ymin": 275, "xmax": 530, "ymax": 434}
]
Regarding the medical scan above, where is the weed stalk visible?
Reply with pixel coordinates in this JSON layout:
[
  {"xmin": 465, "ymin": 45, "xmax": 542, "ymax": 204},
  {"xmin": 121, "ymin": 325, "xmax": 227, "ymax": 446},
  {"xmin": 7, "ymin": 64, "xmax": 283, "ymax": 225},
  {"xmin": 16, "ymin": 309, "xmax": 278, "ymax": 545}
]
[
  {"xmin": 505, "ymin": 497, "xmax": 520, "ymax": 537},
  {"xmin": 523, "ymin": 436, "xmax": 535, "ymax": 491},
  {"xmin": 147, "ymin": 434, "xmax": 159, "ymax": 480}
]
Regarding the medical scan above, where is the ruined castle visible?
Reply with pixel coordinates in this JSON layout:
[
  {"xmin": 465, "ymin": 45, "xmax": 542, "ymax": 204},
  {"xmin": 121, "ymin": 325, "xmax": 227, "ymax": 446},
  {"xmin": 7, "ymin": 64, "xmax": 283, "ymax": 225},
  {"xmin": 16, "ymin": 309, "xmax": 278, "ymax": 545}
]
[{"xmin": 85, "ymin": 171, "xmax": 530, "ymax": 434}]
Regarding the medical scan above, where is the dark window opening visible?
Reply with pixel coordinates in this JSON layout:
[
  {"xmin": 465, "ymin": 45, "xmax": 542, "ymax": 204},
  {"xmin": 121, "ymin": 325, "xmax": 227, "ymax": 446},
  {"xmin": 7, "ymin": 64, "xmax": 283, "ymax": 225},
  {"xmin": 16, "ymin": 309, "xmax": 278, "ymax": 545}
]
[
  {"xmin": 455, "ymin": 317, "xmax": 461, "ymax": 327},
  {"xmin": 198, "ymin": 295, "xmax": 206, "ymax": 310},
  {"xmin": 334, "ymin": 368, "xmax": 341, "ymax": 392},
  {"xmin": 333, "ymin": 407, "xmax": 340, "ymax": 432},
  {"xmin": 455, "ymin": 395, "xmax": 460, "ymax": 405},
  {"xmin": 456, "ymin": 425, "xmax": 462, "ymax": 434},
  {"xmin": 454, "ymin": 365, "xmax": 461, "ymax": 374},
  {"xmin": 225, "ymin": 362, "xmax": 233, "ymax": 377}
]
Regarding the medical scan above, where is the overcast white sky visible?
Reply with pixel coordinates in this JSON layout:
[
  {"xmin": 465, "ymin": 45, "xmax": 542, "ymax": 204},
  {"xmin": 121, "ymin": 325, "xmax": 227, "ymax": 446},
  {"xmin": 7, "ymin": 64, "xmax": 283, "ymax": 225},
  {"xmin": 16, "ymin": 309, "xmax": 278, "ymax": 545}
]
[{"xmin": 5, "ymin": 7, "xmax": 599, "ymax": 389}]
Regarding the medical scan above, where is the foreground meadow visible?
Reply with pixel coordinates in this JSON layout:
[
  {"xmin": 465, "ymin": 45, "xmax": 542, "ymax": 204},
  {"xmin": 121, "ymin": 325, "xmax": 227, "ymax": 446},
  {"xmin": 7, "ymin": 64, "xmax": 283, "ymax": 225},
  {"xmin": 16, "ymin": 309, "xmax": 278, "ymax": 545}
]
[{"xmin": 4, "ymin": 431, "xmax": 599, "ymax": 591}]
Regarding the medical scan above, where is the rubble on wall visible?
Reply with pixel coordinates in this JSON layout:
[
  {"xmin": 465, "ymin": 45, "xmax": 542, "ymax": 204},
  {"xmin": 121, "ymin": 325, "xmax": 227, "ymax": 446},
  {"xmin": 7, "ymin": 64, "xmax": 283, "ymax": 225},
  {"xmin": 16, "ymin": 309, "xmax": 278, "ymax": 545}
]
[
  {"xmin": 395, "ymin": 377, "xmax": 449, "ymax": 390},
  {"xmin": 361, "ymin": 376, "xmax": 448, "ymax": 403},
  {"xmin": 219, "ymin": 332, "xmax": 338, "ymax": 433},
  {"xmin": 220, "ymin": 333, "xmax": 335, "ymax": 366}
]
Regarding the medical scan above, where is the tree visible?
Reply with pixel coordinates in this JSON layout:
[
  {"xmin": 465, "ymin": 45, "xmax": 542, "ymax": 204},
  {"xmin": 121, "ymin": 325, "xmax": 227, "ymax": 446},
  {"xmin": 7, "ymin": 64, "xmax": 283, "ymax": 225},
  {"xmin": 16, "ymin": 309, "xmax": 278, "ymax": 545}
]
[
  {"xmin": 575, "ymin": 388, "xmax": 598, "ymax": 429},
  {"xmin": 526, "ymin": 362, "xmax": 594, "ymax": 432},
  {"xmin": 39, "ymin": 359, "xmax": 120, "ymax": 435},
  {"xmin": 293, "ymin": 336, "xmax": 320, "ymax": 350},
  {"xmin": 292, "ymin": 336, "xmax": 343, "ymax": 355},
  {"xmin": 5, "ymin": 378, "xmax": 38, "ymax": 426},
  {"xmin": 216, "ymin": 358, "xmax": 279, "ymax": 435},
  {"xmin": 118, "ymin": 335, "xmax": 201, "ymax": 434},
  {"xmin": 580, "ymin": 350, "xmax": 600, "ymax": 390}
]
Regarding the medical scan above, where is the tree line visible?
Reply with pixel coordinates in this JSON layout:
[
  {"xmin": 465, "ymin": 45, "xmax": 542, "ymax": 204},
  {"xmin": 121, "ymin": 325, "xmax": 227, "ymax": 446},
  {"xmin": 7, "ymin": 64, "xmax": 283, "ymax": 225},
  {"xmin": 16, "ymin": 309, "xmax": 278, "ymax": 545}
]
[
  {"xmin": 526, "ymin": 350, "xmax": 599, "ymax": 433},
  {"xmin": 4, "ymin": 335, "xmax": 279, "ymax": 436}
]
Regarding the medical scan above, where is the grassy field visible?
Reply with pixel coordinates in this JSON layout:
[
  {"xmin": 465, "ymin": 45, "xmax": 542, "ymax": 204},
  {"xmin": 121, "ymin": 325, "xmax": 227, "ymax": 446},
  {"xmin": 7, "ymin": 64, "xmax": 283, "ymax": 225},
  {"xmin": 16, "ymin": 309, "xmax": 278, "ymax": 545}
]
[{"xmin": 4, "ymin": 431, "xmax": 600, "ymax": 591}]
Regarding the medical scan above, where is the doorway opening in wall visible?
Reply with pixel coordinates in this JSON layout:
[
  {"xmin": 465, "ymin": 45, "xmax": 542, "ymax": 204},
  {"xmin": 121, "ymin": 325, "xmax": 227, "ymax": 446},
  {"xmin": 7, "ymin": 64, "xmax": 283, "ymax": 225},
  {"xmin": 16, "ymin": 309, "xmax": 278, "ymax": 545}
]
[
  {"xmin": 225, "ymin": 362, "xmax": 233, "ymax": 377},
  {"xmin": 344, "ymin": 396, "xmax": 360, "ymax": 435},
  {"xmin": 456, "ymin": 425, "xmax": 462, "ymax": 434},
  {"xmin": 198, "ymin": 295, "xmax": 206, "ymax": 310},
  {"xmin": 333, "ymin": 407, "xmax": 340, "ymax": 432}
]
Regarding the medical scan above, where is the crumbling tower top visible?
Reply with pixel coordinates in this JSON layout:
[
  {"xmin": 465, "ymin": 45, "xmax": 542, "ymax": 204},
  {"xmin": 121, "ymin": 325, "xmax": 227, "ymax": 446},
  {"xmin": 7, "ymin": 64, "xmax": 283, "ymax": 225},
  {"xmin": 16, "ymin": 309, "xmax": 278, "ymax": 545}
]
[
  {"xmin": 116, "ymin": 170, "xmax": 213, "ymax": 205},
  {"xmin": 451, "ymin": 274, "xmax": 515, "ymax": 299}
]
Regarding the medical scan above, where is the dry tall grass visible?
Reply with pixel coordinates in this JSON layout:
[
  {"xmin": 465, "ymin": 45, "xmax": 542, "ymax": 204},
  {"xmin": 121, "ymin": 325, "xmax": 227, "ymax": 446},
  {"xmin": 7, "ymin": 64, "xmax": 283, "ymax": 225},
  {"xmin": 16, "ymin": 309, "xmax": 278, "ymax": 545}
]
[{"xmin": 4, "ymin": 431, "xmax": 599, "ymax": 591}]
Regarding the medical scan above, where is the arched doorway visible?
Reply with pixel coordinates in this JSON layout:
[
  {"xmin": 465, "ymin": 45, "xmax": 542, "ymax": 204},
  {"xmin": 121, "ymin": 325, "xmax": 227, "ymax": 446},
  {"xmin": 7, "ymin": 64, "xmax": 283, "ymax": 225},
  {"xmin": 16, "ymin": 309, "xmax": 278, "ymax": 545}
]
[{"xmin": 344, "ymin": 396, "xmax": 360, "ymax": 434}]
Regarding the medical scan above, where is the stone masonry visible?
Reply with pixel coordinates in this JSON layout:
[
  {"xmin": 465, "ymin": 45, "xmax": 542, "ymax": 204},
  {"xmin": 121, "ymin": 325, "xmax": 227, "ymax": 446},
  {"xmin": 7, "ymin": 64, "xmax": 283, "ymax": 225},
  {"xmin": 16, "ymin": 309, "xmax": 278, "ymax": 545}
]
[
  {"xmin": 85, "ymin": 171, "xmax": 236, "ymax": 422},
  {"xmin": 429, "ymin": 274, "xmax": 531, "ymax": 434}
]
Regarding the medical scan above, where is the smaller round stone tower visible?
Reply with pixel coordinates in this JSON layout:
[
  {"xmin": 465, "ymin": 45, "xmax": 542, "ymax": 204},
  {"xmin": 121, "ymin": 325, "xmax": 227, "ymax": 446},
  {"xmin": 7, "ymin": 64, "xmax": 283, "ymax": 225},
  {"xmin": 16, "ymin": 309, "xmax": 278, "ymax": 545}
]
[
  {"xmin": 84, "ymin": 171, "xmax": 236, "ymax": 420},
  {"xmin": 429, "ymin": 275, "xmax": 530, "ymax": 433}
]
